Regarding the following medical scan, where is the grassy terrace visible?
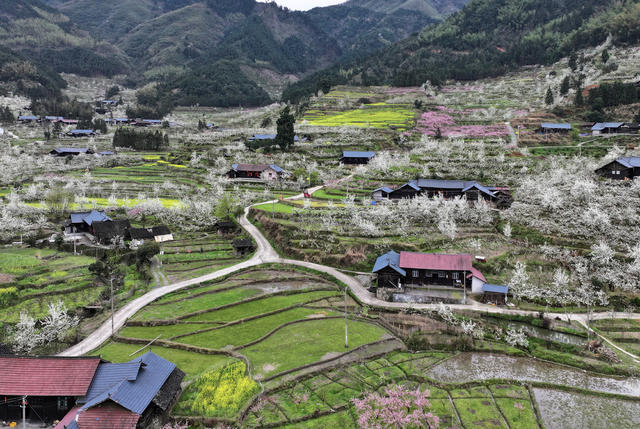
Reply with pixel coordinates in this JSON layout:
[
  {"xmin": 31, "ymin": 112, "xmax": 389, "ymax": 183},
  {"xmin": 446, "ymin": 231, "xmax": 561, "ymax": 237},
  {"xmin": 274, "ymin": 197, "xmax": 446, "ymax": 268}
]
[
  {"xmin": 303, "ymin": 102, "xmax": 416, "ymax": 130},
  {"xmin": 0, "ymin": 248, "xmax": 98, "ymax": 322},
  {"xmin": 90, "ymin": 268, "xmax": 392, "ymax": 421}
]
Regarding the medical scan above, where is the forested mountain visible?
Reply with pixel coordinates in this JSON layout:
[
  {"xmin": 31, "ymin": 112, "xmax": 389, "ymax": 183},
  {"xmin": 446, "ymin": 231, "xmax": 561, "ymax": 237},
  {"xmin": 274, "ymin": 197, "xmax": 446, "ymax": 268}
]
[
  {"xmin": 23, "ymin": 0, "xmax": 466, "ymax": 107},
  {"xmin": 284, "ymin": 0, "xmax": 640, "ymax": 103},
  {"xmin": 0, "ymin": 0, "xmax": 129, "ymax": 98}
]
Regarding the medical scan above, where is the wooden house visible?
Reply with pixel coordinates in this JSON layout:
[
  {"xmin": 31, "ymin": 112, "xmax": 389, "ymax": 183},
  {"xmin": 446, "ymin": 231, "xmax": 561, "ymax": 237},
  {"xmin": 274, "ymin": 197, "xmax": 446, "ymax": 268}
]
[
  {"xmin": 129, "ymin": 227, "xmax": 155, "ymax": 247},
  {"xmin": 18, "ymin": 115, "xmax": 39, "ymax": 123},
  {"xmin": 233, "ymin": 239, "xmax": 254, "ymax": 256},
  {"xmin": 50, "ymin": 148, "xmax": 94, "ymax": 157},
  {"xmin": 216, "ymin": 220, "xmax": 237, "ymax": 235},
  {"xmin": 372, "ymin": 251, "xmax": 486, "ymax": 292},
  {"xmin": 340, "ymin": 151, "xmax": 375, "ymax": 165},
  {"xmin": 227, "ymin": 163, "xmax": 284, "ymax": 181},
  {"xmin": 371, "ymin": 186, "xmax": 393, "ymax": 201},
  {"xmin": 596, "ymin": 157, "xmax": 640, "ymax": 180},
  {"xmin": 540, "ymin": 123, "xmax": 572, "ymax": 134},
  {"xmin": 92, "ymin": 220, "xmax": 132, "ymax": 245},
  {"xmin": 0, "ymin": 356, "xmax": 101, "ymax": 423},
  {"xmin": 380, "ymin": 179, "xmax": 508, "ymax": 205}
]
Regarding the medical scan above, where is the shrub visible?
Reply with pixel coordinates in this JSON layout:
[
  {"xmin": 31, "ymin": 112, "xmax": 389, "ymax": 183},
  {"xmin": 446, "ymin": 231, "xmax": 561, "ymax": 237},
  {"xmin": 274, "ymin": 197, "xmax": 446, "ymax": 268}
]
[{"xmin": 0, "ymin": 287, "xmax": 18, "ymax": 308}]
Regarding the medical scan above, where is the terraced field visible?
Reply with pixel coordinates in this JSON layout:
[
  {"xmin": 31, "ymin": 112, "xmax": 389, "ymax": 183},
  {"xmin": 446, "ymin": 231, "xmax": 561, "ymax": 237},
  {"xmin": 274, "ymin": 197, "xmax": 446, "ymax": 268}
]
[{"xmin": 304, "ymin": 102, "xmax": 416, "ymax": 130}]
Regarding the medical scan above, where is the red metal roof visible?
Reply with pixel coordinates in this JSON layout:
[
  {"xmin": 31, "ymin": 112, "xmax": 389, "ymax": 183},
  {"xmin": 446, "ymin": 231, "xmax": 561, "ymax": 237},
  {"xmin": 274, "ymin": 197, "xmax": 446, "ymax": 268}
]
[
  {"xmin": 77, "ymin": 402, "xmax": 139, "ymax": 429},
  {"xmin": 399, "ymin": 252, "xmax": 473, "ymax": 271},
  {"xmin": 470, "ymin": 267, "xmax": 486, "ymax": 282},
  {"xmin": 0, "ymin": 357, "xmax": 100, "ymax": 396},
  {"xmin": 235, "ymin": 163, "xmax": 271, "ymax": 172},
  {"xmin": 54, "ymin": 406, "xmax": 80, "ymax": 429}
]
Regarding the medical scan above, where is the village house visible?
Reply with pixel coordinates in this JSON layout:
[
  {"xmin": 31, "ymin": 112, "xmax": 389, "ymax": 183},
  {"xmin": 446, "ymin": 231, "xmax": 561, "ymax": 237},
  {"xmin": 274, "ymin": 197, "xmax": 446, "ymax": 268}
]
[
  {"xmin": 18, "ymin": 115, "xmax": 39, "ymax": 123},
  {"xmin": 591, "ymin": 122, "xmax": 624, "ymax": 135},
  {"xmin": 372, "ymin": 251, "xmax": 499, "ymax": 303},
  {"xmin": 50, "ymin": 148, "xmax": 94, "ymax": 157},
  {"xmin": 0, "ymin": 356, "xmax": 102, "ymax": 423},
  {"xmin": 248, "ymin": 134, "xmax": 300, "ymax": 143},
  {"xmin": 92, "ymin": 219, "xmax": 132, "ymax": 245},
  {"xmin": 216, "ymin": 219, "xmax": 237, "ymax": 235},
  {"xmin": 540, "ymin": 123, "xmax": 572, "ymax": 134},
  {"xmin": 481, "ymin": 284, "xmax": 510, "ymax": 305},
  {"xmin": 106, "ymin": 118, "xmax": 129, "ymax": 125},
  {"xmin": 53, "ymin": 351, "xmax": 184, "ymax": 429},
  {"xmin": 129, "ymin": 227, "xmax": 155, "ymax": 248},
  {"xmin": 227, "ymin": 163, "xmax": 285, "ymax": 181},
  {"xmin": 44, "ymin": 116, "xmax": 64, "ymax": 122},
  {"xmin": 596, "ymin": 156, "xmax": 640, "ymax": 180},
  {"xmin": 67, "ymin": 129, "xmax": 96, "ymax": 138},
  {"xmin": 152, "ymin": 225, "xmax": 173, "ymax": 243},
  {"xmin": 340, "ymin": 151, "xmax": 376, "ymax": 165},
  {"xmin": 66, "ymin": 210, "xmax": 111, "ymax": 234},
  {"xmin": 373, "ymin": 179, "xmax": 512, "ymax": 207}
]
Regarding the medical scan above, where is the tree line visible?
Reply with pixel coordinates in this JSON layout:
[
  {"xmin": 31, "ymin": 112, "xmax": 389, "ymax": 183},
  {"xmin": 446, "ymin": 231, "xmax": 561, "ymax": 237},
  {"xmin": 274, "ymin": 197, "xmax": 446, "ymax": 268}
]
[{"xmin": 113, "ymin": 128, "xmax": 169, "ymax": 151}]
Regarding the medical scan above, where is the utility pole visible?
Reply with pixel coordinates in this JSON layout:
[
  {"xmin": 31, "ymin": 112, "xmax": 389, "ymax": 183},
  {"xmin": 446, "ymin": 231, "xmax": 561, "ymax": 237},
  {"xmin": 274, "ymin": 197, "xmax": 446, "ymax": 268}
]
[
  {"xmin": 463, "ymin": 270, "xmax": 467, "ymax": 304},
  {"xmin": 110, "ymin": 277, "xmax": 114, "ymax": 337},
  {"xmin": 344, "ymin": 286, "xmax": 348, "ymax": 348},
  {"xmin": 22, "ymin": 395, "xmax": 26, "ymax": 429}
]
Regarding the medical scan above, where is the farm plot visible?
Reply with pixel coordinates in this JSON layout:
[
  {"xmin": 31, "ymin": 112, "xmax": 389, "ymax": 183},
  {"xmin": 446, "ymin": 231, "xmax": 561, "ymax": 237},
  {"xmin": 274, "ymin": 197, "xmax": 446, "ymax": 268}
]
[
  {"xmin": 592, "ymin": 319, "xmax": 640, "ymax": 355},
  {"xmin": 303, "ymin": 102, "xmax": 416, "ymax": 131},
  {"xmin": 96, "ymin": 267, "xmax": 395, "ymax": 421},
  {"xmin": 243, "ymin": 351, "xmax": 541, "ymax": 429},
  {"xmin": 0, "ymin": 247, "xmax": 98, "ymax": 323}
]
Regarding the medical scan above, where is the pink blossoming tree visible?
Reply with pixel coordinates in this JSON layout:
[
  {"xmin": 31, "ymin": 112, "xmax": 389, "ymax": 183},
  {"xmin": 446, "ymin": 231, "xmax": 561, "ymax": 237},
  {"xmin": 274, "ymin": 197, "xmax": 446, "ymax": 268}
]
[{"xmin": 352, "ymin": 384, "xmax": 440, "ymax": 429}]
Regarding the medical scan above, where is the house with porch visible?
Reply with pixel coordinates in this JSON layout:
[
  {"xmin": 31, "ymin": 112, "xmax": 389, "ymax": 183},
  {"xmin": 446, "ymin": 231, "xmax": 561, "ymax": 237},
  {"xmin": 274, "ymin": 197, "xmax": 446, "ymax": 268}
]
[
  {"xmin": 0, "ymin": 356, "xmax": 101, "ymax": 424},
  {"xmin": 596, "ymin": 157, "xmax": 640, "ymax": 180},
  {"xmin": 592, "ymin": 122, "xmax": 624, "ymax": 135},
  {"xmin": 227, "ymin": 163, "xmax": 285, "ymax": 181},
  {"xmin": 373, "ymin": 179, "xmax": 512, "ymax": 207},
  {"xmin": 340, "ymin": 151, "xmax": 375, "ymax": 165},
  {"xmin": 372, "ymin": 251, "xmax": 487, "ymax": 303}
]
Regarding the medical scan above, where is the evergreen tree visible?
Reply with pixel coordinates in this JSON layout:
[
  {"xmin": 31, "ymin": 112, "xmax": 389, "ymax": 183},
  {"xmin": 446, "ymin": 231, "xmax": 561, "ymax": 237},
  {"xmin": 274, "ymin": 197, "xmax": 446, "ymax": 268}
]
[
  {"xmin": 560, "ymin": 76, "xmax": 570, "ymax": 96},
  {"xmin": 601, "ymin": 49, "xmax": 610, "ymax": 64},
  {"xmin": 93, "ymin": 119, "xmax": 108, "ymax": 134},
  {"xmin": 545, "ymin": 88, "xmax": 554, "ymax": 105},
  {"xmin": 435, "ymin": 127, "xmax": 442, "ymax": 139},
  {"xmin": 568, "ymin": 52, "xmax": 578, "ymax": 71},
  {"xmin": 0, "ymin": 106, "xmax": 14, "ymax": 123},
  {"xmin": 634, "ymin": 110, "xmax": 640, "ymax": 123},
  {"xmin": 275, "ymin": 106, "xmax": 295, "ymax": 151},
  {"xmin": 575, "ymin": 87, "xmax": 584, "ymax": 107}
]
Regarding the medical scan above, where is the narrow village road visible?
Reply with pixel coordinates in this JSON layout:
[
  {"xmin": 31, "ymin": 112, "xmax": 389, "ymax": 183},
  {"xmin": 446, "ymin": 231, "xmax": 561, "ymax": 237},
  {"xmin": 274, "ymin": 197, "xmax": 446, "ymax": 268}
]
[
  {"xmin": 61, "ymin": 181, "xmax": 640, "ymax": 363},
  {"xmin": 505, "ymin": 122, "xmax": 517, "ymax": 146}
]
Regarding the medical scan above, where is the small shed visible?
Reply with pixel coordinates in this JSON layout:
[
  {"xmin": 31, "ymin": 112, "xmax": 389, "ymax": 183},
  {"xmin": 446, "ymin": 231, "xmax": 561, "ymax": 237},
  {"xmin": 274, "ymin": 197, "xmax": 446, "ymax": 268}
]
[
  {"xmin": 340, "ymin": 151, "xmax": 376, "ymax": 165},
  {"xmin": 50, "ymin": 148, "xmax": 94, "ymax": 157},
  {"xmin": 371, "ymin": 186, "xmax": 393, "ymax": 201},
  {"xmin": 67, "ymin": 129, "xmax": 96, "ymax": 138},
  {"xmin": 232, "ymin": 239, "xmax": 254, "ymax": 256},
  {"xmin": 481, "ymin": 284, "xmax": 509, "ymax": 305}
]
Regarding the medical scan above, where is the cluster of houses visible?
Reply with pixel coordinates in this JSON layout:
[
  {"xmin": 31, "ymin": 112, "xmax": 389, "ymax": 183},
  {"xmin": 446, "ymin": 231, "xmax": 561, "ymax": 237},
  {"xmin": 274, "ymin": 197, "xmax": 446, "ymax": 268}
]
[
  {"xmin": 65, "ymin": 210, "xmax": 173, "ymax": 246},
  {"xmin": 540, "ymin": 122, "xmax": 640, "ymax": 135},
  {"xmin": 18, "ymin": 115, "xmax": 79, "ymax": 125},
  {"xmin": 372, "ymin": 178, "xmax": 512, "ymax": 207},
  {"xmin": 372, "ymin": 250, "xmax": 509, "ymax": 305},
  {"xmin": 50, "ymin": 148, "xmax": 114, "ymax": 157},
  {"xmin": 0, "ymin": 352, "xmax": 184, "ymax": 428}
]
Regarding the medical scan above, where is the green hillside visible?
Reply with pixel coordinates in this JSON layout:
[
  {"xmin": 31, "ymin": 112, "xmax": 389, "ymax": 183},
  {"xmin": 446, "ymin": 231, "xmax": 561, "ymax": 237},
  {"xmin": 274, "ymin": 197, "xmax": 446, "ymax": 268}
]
[{"xmin": 284, "ymin": 0, "xmax": 640, "ymax": 102}]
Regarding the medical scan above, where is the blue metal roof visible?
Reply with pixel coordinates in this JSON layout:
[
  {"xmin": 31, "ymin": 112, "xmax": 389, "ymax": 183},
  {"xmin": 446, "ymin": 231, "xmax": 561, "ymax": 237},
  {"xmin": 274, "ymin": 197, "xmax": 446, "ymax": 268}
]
[
  {"xmin": 143, "ymin": 119, "xmax": 162, "ymax": 123},
  {"xmin": 592, "ymin": 122, "xmax": 624, "ymax": 131},
  {"xmin": 53, "ymin": 147, "xmax": 91, "ymax": 153},
  {"xmin": 45, "ymin": 116, "xmax": 64, "ymax": 121},
  {"xmin": 541, "ymin": 123, "xmax": 572, "ymax": 129},
  {"xmin": 249, "ymin": 134, "xmax": 299, "ymax": 141},
  {"xmin": 269, "ymin": 164, "xmax": 283, "ymax": 173},
  {"xmin": 342, "ymin": 151, "xmax": 375, "ymax": 159},
  {"xmin": 616, "ymin": 157, "xmax": 640, "ymax": 168},
  {"xmin": 461, "ymin": 182, "xmax": 496, "ymax": 198},
  {"xmin": 71, "ymin": 129, "xmax": 95, "ymax": 134},
  {"xmin": 19, "ymin": 115, "xmax": 39, "ymax": 120},
  {"xmin": 404, "ymin": 181, "xmax": 422, "ymax": 191},
  {"xmin": 78, "ymin": 362, "xmax": 142, "ymax": 404},
  {"xmin": 70, "ymin": 210, "xmax": 111, "ymax": 226},
  {"xmin": 372, "ymin": 251, "xmax": 406, "ymax": 276},
  {"xmin": 373, "ymin": 187, "xmax": 393, "ymax": 193},
  {"xmin": 482, "ymin": 284, "xmax": 509, "ymax": 294},
  {"xmin": 82, "ymin": 351, "xmax": 176, "ymax": 415}
]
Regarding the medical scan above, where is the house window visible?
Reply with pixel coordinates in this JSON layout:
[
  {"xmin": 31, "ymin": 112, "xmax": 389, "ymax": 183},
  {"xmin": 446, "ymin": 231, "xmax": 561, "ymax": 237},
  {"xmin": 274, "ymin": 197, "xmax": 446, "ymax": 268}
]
[
  {"xmin": 57, "ymin": 397, "xmax": 68, "ymax": 410},
  {"xmin": 452, "ymin": 272, "xmax": 459, "ymax": 280},
  {"xmin": 438, "ymin": 271, "xmax": 446, "ymax": 278},
  {"xmin": 412, "ymin": 270, "xmax": 419, "ymax": 278}
]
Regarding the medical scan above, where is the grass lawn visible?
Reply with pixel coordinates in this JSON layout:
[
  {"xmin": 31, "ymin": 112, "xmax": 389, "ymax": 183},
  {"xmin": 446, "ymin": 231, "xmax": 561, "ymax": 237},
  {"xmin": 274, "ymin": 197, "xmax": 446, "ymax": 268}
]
[
  {"xmin": 243, "ymin": 318, "xmax": 388, "ymax": 378},
  {"xmin": 90, "ymin": 340, "xmax": 233, "ymax": 381}
]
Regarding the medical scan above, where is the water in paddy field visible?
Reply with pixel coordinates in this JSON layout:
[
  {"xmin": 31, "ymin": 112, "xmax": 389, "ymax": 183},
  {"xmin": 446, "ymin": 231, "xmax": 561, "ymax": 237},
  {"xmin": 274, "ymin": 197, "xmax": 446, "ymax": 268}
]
[
  {"xmin": 504, "ymin": 320, "xmax": 587, "ymax": 346},
  {"xmin": 428, "ymin": 353, "xmax": 640, "ymax": 396},
  {"xmin": 533, "ymin": 388, "xmax": 640, "ymax": 429}
]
